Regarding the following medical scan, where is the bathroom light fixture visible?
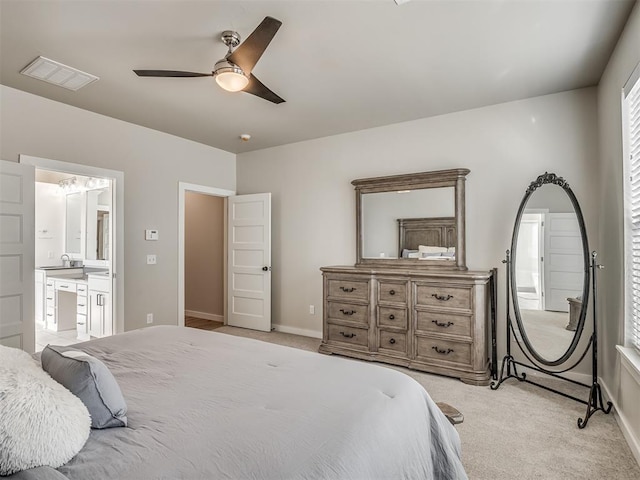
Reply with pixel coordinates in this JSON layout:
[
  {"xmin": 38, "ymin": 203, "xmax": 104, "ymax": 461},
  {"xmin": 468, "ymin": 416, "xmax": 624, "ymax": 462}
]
[{"xmin": 58, "ymin": 177, "xmax": 78, "ymax": 193}]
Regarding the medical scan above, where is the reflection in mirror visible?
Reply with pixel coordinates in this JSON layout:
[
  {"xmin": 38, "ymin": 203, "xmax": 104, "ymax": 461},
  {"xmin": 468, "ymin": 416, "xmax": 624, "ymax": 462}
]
[
  {"xmin": 514, "ymin": 183, "xmax": 585, "ymax": 362},
  {"xmin": 361, "ymin": 187, "xmax": 455, "ymax": 258},
  {"xmin": 86, "ymin": 187, "xmax": 111, "ymax": 261},
  {"xmin": 65, "ymin": 192, "xmax": 82, "ymax": 254}
]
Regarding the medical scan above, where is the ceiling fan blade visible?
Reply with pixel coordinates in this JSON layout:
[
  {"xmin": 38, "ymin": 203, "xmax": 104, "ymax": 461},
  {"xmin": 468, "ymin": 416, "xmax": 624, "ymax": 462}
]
[
  {"xmin": 228, "ymin": 16, "xmax": 282, "ymax": 75},
  {"xmin": 134, "ymin": 70, "xmax": 212, "ymax": 77},
  {"xmin": 242, "ymin": 74, "xmax": 285, "ymax": 104}
]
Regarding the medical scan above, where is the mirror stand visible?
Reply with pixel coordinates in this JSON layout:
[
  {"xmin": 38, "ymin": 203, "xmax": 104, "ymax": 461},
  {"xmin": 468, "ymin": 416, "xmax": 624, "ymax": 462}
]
[{"xmin": 491, "ymin": 250, "xmax": 612, "ymax": 428}]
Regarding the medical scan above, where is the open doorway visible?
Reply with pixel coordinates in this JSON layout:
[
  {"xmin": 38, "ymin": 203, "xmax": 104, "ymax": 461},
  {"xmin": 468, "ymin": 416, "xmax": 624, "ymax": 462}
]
[
  {"xmin": 184, "ymin": 191, "xmax": 225, "ymax": 331},
  {"xmin": 178, "ymin": 183, "xmax": 234, "ymax": 330},
  {"xmin": 21, "ymin": 155, "xmax": 124, "ymax": 352}
]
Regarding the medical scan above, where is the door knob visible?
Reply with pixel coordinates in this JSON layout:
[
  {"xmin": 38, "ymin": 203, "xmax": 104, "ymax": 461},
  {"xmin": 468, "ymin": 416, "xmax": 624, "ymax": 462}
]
[{"xmin": 262, "ymin": 266, "xmax": 271, "ymax": 271}]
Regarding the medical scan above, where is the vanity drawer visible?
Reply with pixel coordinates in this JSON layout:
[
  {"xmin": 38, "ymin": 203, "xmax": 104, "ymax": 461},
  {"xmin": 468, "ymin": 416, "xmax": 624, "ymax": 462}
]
[
  {"xmin": 378, "ymin": 306, "xmax": 408, "ymax": 329},
  {"xmin": 378, "ymin": 281, "xmax": 407, "ymax": 304},
  {"xmin": 327, "ymin": 324, "xmax": 368, "ymax": 347},
  {"xmin": 415, "ymin": 311, "xmax": 472, "ymax": 338},
  {"xmin": 55, "ymin": 280, "xmax": 77, "ymax": 293},
  {"xmin": 378, "ymin": 330, "xmax": 407, "ymax": 354},
  {"xmin": 328, "ymin": 301, "xmax": 368, "ymax": 324},
  {"xmin": 76, "ymin": 301, "xmax": 88, "ymax": 315},
  {"xmin": 415, "ymin": 336, "xmax": 471, "ymax": 366},
  {"xmin": 46, "ymin": 307, "xmax": 56, "ymax": 324},
  {"xmin": 328, "ymin": 279, "xmax": 369, "ymax": 301},
  {"xmin": 46, "ymin": 279, "xmax": 54, "ymax": 288},
  {"xmin": 415, "ymin": 284, "xmax": 471, "ymax": 311},
  {"xmin": 76, "ymin": 284, "xmax": 88, "ymax": 296}
]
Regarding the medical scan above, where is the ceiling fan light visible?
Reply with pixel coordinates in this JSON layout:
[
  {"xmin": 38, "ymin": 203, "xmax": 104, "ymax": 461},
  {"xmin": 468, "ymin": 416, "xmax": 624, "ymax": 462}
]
[
  {"xmin": 214, "ymin": 59, "xmax": 248, "ymax": 92},
  {"xmin": 215, "ymin": 71, "xmax": 249, "ymax": 92}
]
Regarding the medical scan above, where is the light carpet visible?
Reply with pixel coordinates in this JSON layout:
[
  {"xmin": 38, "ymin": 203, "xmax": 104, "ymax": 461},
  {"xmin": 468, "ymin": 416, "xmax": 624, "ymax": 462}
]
[{"xmin": 215, "ymin": 325, "xmax": 640, "ymax": 480}]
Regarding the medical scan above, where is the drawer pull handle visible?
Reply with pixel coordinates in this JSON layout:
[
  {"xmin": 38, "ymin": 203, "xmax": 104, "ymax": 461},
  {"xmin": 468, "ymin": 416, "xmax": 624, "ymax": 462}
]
[
  {"xmin": 432, "ymin": 320, "xmax": 454, "ymax": 328},
  {"xmin": 432, "ymin": 294, "xmax": 453, "ymax": 301},
  {"xmin": 339, "ymin": 331, "xmax": 356, "ymax": 338},
  {"xmin": 389, "ymin": 289, "xmax": 396, "ymax": 295},
  {"xmin": 340, "ymin": 286, "xmax": 356, "ymax": 293},
  {"xmin": 59, "ymin": 285, "xmax": 69, "ymax": 288},
  {"xmin": 389, "ymin": 314, "xmax": 395, "ymax": 320},
  {"xmin": 78, "ymin": 304, "xmax": 86, "ymax": 307},
  {"xmin": 46, "ymin": 297, "xmax": 53, "ymax": 300},
  {"xmin": 389, "ymin": 338, "xmax": 396, "ymax": 345},
  {"xmin": 432, "ymin": 346, "xmax": 454, "ymax": 355},
  {"xmin": 46, "ymin": 314, "xmax": 53, "ymax": 317},
  {"xmin": 77, "ymin": 322, "xmax": 85, "ymax": 326},
  {"xmin": 340, "ymin": 309, "xmax": 356, "ymax": 316}
]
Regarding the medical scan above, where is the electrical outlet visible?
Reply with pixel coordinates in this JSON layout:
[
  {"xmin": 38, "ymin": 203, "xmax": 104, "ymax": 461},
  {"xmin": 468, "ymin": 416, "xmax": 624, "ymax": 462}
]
[
  {"xmin": 47, "ymin": 251, "xmax": 54, "ymax": 259},
  {"xmin": 147, "ymin": 254, "xmax": 157, "ymax": 265},
  {"xmin": 309, "ymin": 305, "xmax": 315, "ymax": 315},
  {"xmin": 146, "ymin": 313, "xmax": 153, "ymax": 324}
]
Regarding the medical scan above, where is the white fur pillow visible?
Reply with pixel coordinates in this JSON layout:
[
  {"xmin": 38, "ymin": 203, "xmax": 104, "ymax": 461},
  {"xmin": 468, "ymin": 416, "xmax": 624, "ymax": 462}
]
[{"xmin": 0, "ymin": 345, "xmax": 91, "ymax": 476}]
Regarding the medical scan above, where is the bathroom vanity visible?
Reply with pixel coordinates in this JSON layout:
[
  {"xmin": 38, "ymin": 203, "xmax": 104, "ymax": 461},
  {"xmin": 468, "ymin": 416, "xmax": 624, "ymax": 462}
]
[{"xmin": 35, "ymin": 267, "xmax": 111, "ymax": 340}]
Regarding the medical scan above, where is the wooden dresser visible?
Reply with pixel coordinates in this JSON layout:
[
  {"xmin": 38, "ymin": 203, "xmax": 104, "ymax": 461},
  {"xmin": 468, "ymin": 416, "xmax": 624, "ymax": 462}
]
[{"xmin": 319, "ymin": 266, "xmax": 494, "ymax": 385}]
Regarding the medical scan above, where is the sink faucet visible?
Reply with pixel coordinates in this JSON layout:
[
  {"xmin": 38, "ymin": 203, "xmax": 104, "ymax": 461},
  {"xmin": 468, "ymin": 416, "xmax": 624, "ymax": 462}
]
[{"xmin": 61, "ymin": 254, "xmax": 70, "ymax": 267}]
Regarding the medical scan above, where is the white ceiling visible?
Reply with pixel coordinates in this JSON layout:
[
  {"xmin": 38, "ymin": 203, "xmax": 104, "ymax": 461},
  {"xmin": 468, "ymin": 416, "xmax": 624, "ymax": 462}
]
[{"xmin": 0, "ymin": 0, "xmax": 635, "ymax": 154}]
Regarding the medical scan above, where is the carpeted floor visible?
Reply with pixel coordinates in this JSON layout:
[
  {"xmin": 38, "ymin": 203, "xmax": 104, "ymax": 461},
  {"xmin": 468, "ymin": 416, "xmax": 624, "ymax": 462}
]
[{"xmin": 214, "ymin": 325, "xmax": 640, "ymax": 480}]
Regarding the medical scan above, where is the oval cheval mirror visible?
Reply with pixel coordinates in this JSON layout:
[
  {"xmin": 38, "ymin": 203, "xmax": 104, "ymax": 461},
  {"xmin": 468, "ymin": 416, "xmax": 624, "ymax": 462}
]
[{"xmin": 510, "ymin": 173, "xmax": 590, "ymax": 366}]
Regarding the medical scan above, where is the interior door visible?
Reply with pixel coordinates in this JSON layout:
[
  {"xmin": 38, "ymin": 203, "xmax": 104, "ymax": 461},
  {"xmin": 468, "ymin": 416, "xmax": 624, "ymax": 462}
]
[
  {"xmin": 227, "ymin": 193, "xmax": 271, "ymax": 331},
  {"xmin": 543, "ymin": 213, "xmax": 583, "ymax": 312},
  {"xmin": 0, "ymin": 160, "xmax": 35, "ymax": 352}
]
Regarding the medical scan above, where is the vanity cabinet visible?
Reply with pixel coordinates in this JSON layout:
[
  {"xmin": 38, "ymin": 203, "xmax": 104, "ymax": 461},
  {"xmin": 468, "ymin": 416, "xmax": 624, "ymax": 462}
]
[
  {"xmin": 320, "ymin": 267, "xmax": 493, "ymax": 385},
  {"xmin": 89, "ymin": 275, "xmax": 111, "ymax": 338}
]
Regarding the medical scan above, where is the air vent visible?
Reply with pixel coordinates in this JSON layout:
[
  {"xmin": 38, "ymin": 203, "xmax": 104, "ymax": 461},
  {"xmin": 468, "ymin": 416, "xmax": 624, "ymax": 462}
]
[{"xmin": 20, "ymin": 56, "xmax": 98, "ymax": 91}]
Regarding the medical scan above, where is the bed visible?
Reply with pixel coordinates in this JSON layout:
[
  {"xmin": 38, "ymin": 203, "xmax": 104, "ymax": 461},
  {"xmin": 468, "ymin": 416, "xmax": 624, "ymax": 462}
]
[
  {"xmin": 10, "ymin": 326, "xmax": 466, "ymax": 479},
  {"xmin": 397, "ymin": 217, "xmax": 456, "ymax": 258}
]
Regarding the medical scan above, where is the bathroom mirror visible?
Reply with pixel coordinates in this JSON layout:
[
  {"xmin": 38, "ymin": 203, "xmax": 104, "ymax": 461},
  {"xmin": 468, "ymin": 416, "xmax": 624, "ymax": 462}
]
[
  {"xmin": 353, "ymin": 169, "xmax": 469, "ymax": 270},
  {"xmin": 86, "ymin": 187, "xmax": 110, "ymax": 261},
  {"xmin": 65, "ymin": 192, "xmax": 82, "ymax": 255},
  {"xmin": 510, "ymin": 173, "xmax": 590, "ymax": 366}
]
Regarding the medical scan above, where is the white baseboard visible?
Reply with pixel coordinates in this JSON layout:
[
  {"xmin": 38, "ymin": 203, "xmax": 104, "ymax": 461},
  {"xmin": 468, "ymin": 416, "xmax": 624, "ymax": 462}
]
[
  {"xmin": 600, "ymin": 377, "xmax": 640, "ymax": 467},
  {"xmin": 185, "ymin": 310, "xmax": 224, "ymax": 323},
  {"xmin": 272, "ymin": 324, "xmax": 322, "ymax": 339}
]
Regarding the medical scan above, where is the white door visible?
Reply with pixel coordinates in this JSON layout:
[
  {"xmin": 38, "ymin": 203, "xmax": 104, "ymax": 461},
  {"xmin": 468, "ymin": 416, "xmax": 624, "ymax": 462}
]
[
  {"xmin": 227, "ymin": 193, "xmax": 271, "ymax": 331},
  {"xmin": 0, "ymin": 160, "xmax": 35, "ymax": 352},
  {"xmin": 544, "ymin": 213, "xmax": 584, "ymax": 312}
]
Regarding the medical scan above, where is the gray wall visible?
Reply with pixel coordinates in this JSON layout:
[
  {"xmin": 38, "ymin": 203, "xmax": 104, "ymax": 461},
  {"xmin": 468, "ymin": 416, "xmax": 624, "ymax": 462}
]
[
  {"xmin": 0, "ymin": 85, "xmax": 236, "ymax": 331},
  {"xmin": 185, "ymin": 192, "xmax": 224, "ymax": 319},
  {"xmin": 237, "ymin": 88, "xmax": 600, "ymax": 356},
  {"xmin": 597, "ymin": 0, "xmax": 640, "ymax": 460}
]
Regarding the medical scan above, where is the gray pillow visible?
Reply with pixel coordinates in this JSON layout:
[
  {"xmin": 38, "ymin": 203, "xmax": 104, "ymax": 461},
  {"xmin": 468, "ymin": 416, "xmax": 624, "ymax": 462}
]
[{"xmin": 41, "ymin": 345, "xmax": 128, "ymax": 429}]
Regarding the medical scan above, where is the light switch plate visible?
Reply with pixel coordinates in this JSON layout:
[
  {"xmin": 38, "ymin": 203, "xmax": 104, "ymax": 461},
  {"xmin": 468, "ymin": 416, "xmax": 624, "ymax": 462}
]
[
  {"xmin": 145, "ymin": 229, "xmax": 159, "ymax": 241},
  {"xmin": 147, "ymin": 254, "xmax": 157, "ymax": 265}
]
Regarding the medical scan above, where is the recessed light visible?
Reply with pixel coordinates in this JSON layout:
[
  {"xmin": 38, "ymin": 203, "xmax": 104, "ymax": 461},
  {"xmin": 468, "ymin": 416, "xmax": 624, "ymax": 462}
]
[{"xmin": 20, "ymin": 56, "xmax": 99, "ymax": 91}]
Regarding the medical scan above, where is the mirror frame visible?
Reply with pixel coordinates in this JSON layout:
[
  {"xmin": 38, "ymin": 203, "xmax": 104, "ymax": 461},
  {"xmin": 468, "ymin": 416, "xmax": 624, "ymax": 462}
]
[
  {"xmin": 353, "ymin": 168, "xmax": 469, "ymax": 270},
  {"xmin": 509, "ymin": 172, "xmax": 590, "ymax": 366}
]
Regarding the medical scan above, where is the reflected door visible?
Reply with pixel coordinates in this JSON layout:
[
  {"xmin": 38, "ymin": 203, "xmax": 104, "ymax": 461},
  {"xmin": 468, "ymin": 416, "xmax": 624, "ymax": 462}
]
[
  {"xmin": 544, "ymin": 213, "xmax": 583, "ymax": 312},
  {"xmin": 227, "ymin": 193, "xmax": 271, "ymax": 331}
]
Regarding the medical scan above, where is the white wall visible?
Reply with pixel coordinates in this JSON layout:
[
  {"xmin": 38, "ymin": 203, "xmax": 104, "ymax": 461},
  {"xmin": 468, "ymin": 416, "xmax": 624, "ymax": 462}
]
[
  {"xmin": 596, "ymin": 0, "xmax": 640, "ymax": 463},
  {"xmin": 0, "ymin": 85, "xmax": 236, "ymax": 331},
  {"xmin": 34, "ymin": 182, "xmax": 65, "ymax": 267},
  {"xmin": 237, "ymin": 88, "xmax": 600, "ymax": 362}
]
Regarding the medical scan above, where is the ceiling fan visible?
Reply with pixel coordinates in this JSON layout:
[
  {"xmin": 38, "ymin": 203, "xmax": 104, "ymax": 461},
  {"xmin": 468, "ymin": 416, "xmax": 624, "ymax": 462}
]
[{"xmin": 134, "ymin": 16, "xmax": 285, "ymax": 104}]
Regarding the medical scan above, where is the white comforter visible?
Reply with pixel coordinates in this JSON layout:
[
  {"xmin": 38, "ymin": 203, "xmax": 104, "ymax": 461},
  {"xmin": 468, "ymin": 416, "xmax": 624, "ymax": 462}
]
[{"xmin": 50, "ymin": 326, "xmax": 467, "ymax": 480}]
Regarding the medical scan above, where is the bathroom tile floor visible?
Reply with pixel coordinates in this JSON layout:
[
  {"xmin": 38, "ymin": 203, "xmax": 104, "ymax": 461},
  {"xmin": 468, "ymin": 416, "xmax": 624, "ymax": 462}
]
[{"xmin": 35, "ymin": 323, "xmax": 80, "ymax": 352}]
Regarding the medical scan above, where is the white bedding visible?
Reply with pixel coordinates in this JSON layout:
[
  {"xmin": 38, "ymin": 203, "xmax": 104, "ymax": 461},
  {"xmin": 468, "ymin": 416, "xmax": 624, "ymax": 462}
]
[{"xmin": 33, "ymin": 326, "xmax": 467, "ymax": 480}]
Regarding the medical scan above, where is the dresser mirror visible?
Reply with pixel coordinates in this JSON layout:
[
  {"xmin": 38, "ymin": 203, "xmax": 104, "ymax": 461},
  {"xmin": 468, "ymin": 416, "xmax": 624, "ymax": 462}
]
[
  {"xmin": 353, "ymin": 169, "xmax": 469, "ymax": 270},
  {"xmin": 510, "ymin": 175, "xmax": 590, "ymax": 366}
]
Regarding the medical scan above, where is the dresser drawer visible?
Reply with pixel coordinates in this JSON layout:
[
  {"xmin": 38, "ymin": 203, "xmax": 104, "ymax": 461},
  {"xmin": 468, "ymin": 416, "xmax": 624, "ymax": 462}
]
[
  {"xmin": 378, "ymin": 306, "xmax": 408, "ymax": 329},
  {"xmin": 327, "ymin": 324, "xmax": 368, "ymax": 347},
  {"xmin": 328, "ymin": 279, "xmax": 368, "ymax": 301},
  {"xmin": 378, "ymin": 281, "xmax": 407, "ymax": 304},
  {"xmin": 55, "ymin": 280, "xmax": 76, "ymax": 293},
  {"xmin": 415, "ymin": 337, "xmax": 471, "ymax": 366},
  {"xmin": 328, "ymin": 301, "xmax": 368, "ymax": 324},
  {"xmin": 415, "ymin": 311, "xmax": 471, "ymax": 337},
  {"xmin": 378, "ymin": 330, "xmax": 407, "ymax": 354},
  {"xmin": 415, "ymin": 284, "xmax": 471, "ymax": 310}
]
